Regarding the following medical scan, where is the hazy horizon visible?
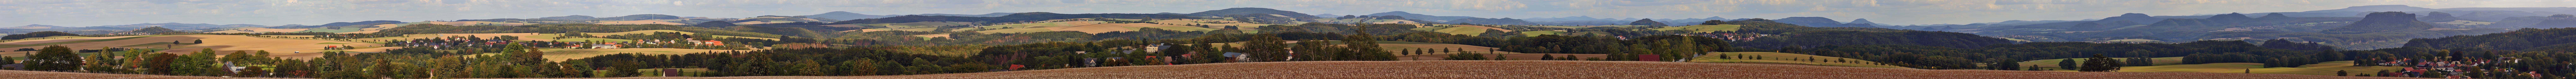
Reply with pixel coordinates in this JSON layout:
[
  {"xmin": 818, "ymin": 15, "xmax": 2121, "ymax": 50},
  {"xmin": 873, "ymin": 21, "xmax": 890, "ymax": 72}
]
[{"xmin": 5, "ymin": 0, "xmax": 2572, "ymax": 27}]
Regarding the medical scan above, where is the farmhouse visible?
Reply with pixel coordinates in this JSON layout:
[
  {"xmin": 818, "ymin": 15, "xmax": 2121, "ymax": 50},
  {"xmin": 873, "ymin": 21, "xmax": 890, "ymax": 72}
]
[{"xmin": 589, "ymin": 44, "xmax": 621, "ymax": 49}]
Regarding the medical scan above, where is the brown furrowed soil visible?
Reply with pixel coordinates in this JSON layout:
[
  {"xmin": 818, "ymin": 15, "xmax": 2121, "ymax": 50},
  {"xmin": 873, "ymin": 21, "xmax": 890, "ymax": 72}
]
[
  {"xmin": 625, "ymin": 61, "xmax": 2423, "ymax": 79},
  {"xmin": 3, "ymin": 61, "xmax": 2430, "ymax": 79}
]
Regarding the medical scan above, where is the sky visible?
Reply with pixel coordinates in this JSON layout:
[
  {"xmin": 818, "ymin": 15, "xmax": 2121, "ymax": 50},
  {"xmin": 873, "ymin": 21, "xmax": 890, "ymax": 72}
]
[{"xmin": 4, "ymin": 0, "xmax": 2573, "ymax": 27}]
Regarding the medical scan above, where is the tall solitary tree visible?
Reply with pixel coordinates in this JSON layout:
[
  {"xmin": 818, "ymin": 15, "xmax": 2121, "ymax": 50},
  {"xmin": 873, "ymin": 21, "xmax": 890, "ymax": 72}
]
[
  {"xmin": 2056, "ymin": 58, "xmax": 2077, "ymax": 70},
  {"xmin": 2079, "ymin": 54, "xmax": 2122, "ymax": 72}
]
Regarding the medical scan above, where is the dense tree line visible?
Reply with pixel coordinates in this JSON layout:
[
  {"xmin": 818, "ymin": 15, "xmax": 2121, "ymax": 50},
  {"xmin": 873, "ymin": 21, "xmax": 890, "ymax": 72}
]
[
  {"xmin": 1, "ymin": 31, "xmax": 81, "ymax": 40},
  {"xmin": 829, "ymin": 12, "xmax": 1201, "ymax": 24}
]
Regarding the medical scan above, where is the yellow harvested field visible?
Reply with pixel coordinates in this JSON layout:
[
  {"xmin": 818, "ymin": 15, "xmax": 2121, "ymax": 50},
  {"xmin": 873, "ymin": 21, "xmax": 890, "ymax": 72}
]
[
  {"xmin": 361, "ymin": 33, "xmax": 560, "ymax": 41},
  {"xmin": 981, "ymin": 21, "xmax": 1105, "ymax": 29},
  {"xmin": 538, "ymin": 48, "xmax": 750, "ymax": 61},
  {"xmin": 337, "ymin": 30, "xmax": 380, "ymax": 34},
  {"xmin": 594, "ymin": 20, "xmax": 688, "ymax": 25},
  {"xmin": 201, "ymin": 27, "xmax": 310, "ymax": 33},
  {"xmin": 406, "ymin": 21, "xmax": 537, "ymax": 26},
  {"xmin": 1691, "ymin": 52, "xmax": 1911, "ymax": 69},
  {"xmin": 1150, "ymin": 19, "xmax": 1276, "ymax": 27},
  {"xmin": 911, "ymin": 33, "xmax": 953, "ymax": 38},
  {"xmin": 1036, "ymin": 23, "xmax": 1205, "ymax": 33}
]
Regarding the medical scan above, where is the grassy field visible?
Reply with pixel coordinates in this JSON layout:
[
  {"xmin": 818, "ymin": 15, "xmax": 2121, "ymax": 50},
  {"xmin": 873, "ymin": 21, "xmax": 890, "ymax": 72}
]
[
  {"xmin": 1409, "ymin": 25, "xmax": 1503, "ymax": 36},
  {"xmin": 874, "ymin": 21, "xmax": 975, "ymax": 28},
  {"xmin": 1650, "ymin": 24, "xmax": 1742, "ymax": 33},
  {"xmin": 1689, "ymin": 52, "xmax": 1912, "ymax": 69},
  {"xmin": 1518, "ymin": 30, "xmax": 1566, "ymax": 36},
  {"xmin": 981, "ymin": 21, "xmax": 1102, "ymax": 29},
  {"xmin": 973, "ymin": 28, "xmax": 1056, "ymax": 34},
  {"xmin": 2051, "ymin": 61, "xmax": 2405, "ymax": 76}
]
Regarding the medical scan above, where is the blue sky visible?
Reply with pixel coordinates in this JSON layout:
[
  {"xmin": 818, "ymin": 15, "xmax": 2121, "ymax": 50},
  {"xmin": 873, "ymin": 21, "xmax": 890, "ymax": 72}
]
[{"xmin": 4, "ymin": 0, "xmax": 2571, "ymax": 27}]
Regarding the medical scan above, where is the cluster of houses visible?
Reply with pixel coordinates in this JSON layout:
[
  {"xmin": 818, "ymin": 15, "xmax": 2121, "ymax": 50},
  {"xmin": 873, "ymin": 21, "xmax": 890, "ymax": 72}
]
[
  {"xmin": 2374, "ymin": 57, "xmax": 2552, "ymax": 79},
  {"xmin": 1075, "ymin": 43, "xmax": 1178, "ymax": 67},
  {"xmin": 1675, "ymin": 33, "xmax": 1774, "ymax": 41},
  {"xmin": 396, "ymin": 39, "xmax": 520, "ymax": 50},
  {"xmin": 556, "ymin": 39, "xmax": 724, "ymax": 49}
]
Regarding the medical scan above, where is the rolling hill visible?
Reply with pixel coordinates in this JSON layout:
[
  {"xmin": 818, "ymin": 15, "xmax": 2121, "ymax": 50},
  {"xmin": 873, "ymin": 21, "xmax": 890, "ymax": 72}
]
[
  {"xmin": 1650, "ymin": 24, "xmax": 1744, "ymax": 33},
  {"xmin": 973, "ymin": 23, "xmax": 1217, "ymax": 34},
  {"xmin": 1406, "ymin": 24, "xmax": 1511, "ymax": 36}
]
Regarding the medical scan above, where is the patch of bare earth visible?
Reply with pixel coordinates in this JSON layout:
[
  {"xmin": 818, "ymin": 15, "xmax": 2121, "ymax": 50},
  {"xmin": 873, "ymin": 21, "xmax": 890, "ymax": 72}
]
[{"xmin": 602, "ymin": 61, "xmax": 2427, "ymax": 79}]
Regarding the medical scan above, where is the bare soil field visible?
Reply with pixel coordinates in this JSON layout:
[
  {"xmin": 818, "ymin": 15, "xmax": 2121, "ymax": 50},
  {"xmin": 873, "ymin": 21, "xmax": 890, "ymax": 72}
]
[{"xmin": 0, "ymin": 61, "xmax": 2430, "ymax": 79}]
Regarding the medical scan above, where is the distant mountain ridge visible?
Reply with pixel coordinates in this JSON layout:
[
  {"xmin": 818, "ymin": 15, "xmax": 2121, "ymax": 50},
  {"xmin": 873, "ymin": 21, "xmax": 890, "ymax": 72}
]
[
  {"xmin": 913, "ymin": 13, "xmax": 1017, "ymax": 17},
  {"xmin": 2320, "ymin": 12, "xmax": 2439, "ymax": 34},
  {"xmin": 830, "ymin": 12, "xmax": 1198, "ymax": 24},
  {"xmin": 1366, "ymin": 11, "xmax": 1480, "ymax": 22},
  {"xmin": 800, "ymin": 11, "xmax": 899, "ymax": 20},
  {"xmin": 2301, "ymin": 5, "xmax": 2437, "ymax": 13},
  {"xmin": 5, "ymin": 24, "xmax": 66, "ymax": 29},
  {"xmin": 1185, "ymin": 8, "xmax": 1319, "ymax": 18}
]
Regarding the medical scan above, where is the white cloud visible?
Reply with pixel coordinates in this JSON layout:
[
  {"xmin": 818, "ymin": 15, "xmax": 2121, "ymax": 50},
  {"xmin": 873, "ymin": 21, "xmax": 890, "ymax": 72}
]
[{"xmin": 0, "ymin": 0, "xmax": 2569, "ymax": 27}]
